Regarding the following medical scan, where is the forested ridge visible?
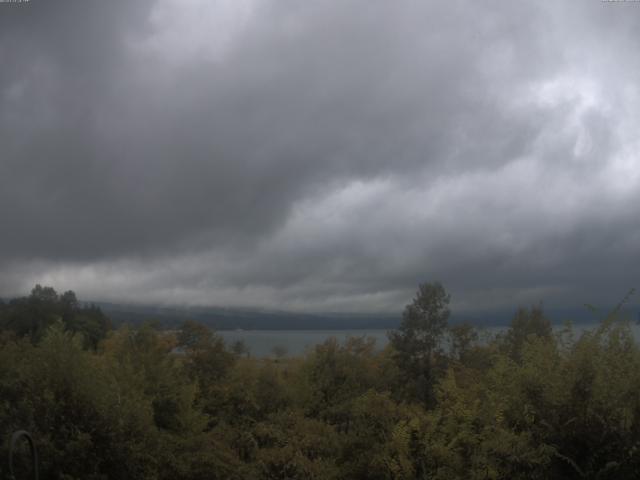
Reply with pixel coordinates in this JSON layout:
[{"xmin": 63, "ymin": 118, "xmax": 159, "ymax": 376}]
[{"xmin": 1, "ymin": 284, "xmax": 640, "ymax": 479}]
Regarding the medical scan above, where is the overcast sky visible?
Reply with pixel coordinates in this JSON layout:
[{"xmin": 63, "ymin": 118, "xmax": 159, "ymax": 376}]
[{"xmin": 1, "ymin": 0, "xmax": 639, "ymax": 314}]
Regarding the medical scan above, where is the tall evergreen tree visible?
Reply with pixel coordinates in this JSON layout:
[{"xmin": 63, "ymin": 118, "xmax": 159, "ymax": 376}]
[{"xmin": 389, "ymin": 281, "xmax": 450, "ymax": 406}]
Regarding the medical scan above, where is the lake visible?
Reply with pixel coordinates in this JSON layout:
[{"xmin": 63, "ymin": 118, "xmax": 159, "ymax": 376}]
[{"xmin": 218, "ymin": 322, "xmax": 640, "ymax": 357}]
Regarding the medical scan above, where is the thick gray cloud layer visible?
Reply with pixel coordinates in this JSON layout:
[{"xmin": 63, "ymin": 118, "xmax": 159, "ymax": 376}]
[{"xmin": 1, "ymin": 0, "xmax": 639, "ymax": 313}]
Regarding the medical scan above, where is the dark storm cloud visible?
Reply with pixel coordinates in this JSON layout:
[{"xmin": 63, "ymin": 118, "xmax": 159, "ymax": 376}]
[
  {"xmin": 1, "ymin": 0, "xmax": 639, "ymax": 311},
  {"xmin": 0, "ymin": 0, "xmax": 548, "ymax": 257}
]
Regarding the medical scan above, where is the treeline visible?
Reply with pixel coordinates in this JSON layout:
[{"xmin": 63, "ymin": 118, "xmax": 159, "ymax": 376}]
[
  {"xmin": 1, "ymin": 284, "xmax": 640, "ymax": 479},
  {"xmin": 0, "ymin": 285, "xmax": 111, "ymax": 348}
]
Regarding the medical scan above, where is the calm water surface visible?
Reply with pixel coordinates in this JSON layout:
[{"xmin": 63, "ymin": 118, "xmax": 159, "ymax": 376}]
[{"xmin": 218, "ymin": 323, "xmax": 640, "ymax": 358}]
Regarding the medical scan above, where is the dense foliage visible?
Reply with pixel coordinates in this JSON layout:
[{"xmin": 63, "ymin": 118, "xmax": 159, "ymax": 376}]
[{"xmin": 1, "ymin": 284, "xmax": 640, "ymax": 479}]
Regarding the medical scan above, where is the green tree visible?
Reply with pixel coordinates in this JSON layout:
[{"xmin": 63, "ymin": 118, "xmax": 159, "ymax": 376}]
[
  {"xmin": 0, "ymin": 322, "xmax": 163, "ymax": 479},
  {"xmin": 389, "ymin": 282, "xmax": 450, "ymax": 406},
  {"xmin": 301, "ymin": 336, "xmax": 381, "ymax": 424},
  {"xmin": 178, "ymin": 321, "xmax": 236, "ymax": 386},
  {"xmin": 0, "ymin": 286, "xmax": 111, "ymax": 347},
  {"xmin": 501, "ymin": 304, "xmax": 552, "ymax": 362},
  {"xmin": 448, "ymin": 322, "xmax": 479, "ymax": 364},
  {"xmin": 177, "ymin": 320, "xmax": 236, "ymax": 420}
]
